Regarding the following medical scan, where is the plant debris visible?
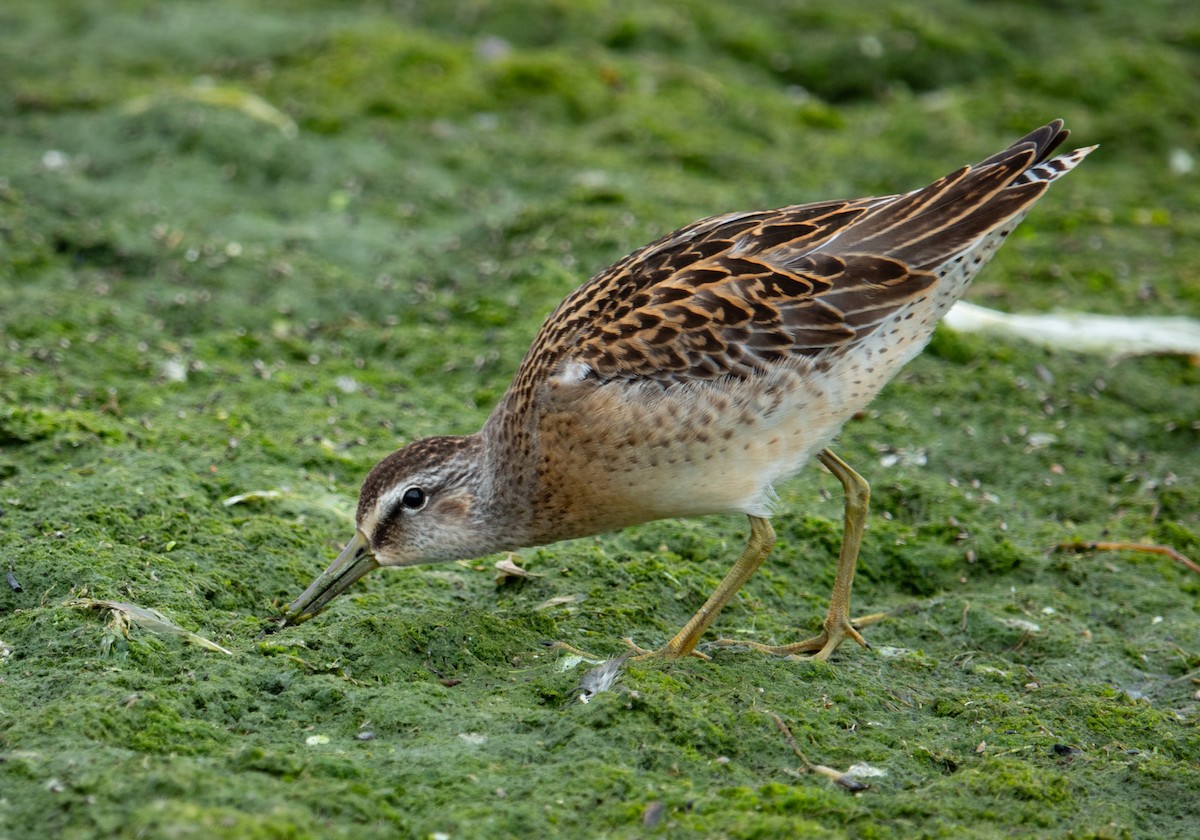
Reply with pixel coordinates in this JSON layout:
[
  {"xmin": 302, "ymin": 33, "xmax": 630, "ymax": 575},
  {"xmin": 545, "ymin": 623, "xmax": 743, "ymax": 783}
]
[
  {"xmin": 67, "ymin": 599, "xmax": 233, "ymax": 655},
  {"xmin": 494, "ymin": 554, "xmax": 543, "ymax": 583},
  {"xmin": 1055, "ymin": 541, "xmax": 1200, "ymax": 576},
  {"xmin": 944, "ymin": 301, "xmax": 1200, "ymax": 362}
]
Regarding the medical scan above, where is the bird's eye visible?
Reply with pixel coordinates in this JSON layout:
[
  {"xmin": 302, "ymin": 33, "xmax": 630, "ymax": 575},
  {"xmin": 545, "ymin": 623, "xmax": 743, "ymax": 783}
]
[{"xmin": 401, "ymin": 486, "xmax": 426, "ymax": 510}]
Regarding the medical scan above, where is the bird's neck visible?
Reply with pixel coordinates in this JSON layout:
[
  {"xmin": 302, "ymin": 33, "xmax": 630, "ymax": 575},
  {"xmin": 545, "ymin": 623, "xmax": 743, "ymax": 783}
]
[{"xmin": 473, "ymin": 399, "xmax": 543, "ymax": 550}]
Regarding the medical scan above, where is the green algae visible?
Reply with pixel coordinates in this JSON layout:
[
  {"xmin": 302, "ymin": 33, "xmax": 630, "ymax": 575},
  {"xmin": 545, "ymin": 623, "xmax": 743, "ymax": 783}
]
[{"xmin": 2, "ymin": 0, "xmax": 1199, "ymax": 837}]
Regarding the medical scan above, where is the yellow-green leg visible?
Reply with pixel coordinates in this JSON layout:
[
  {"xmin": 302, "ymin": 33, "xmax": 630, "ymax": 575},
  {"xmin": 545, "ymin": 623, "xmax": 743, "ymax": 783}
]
[
  {"xmin": 649, "ymin": 514, "xmax": 776, "ymax": 659},
  {"xmin": 715, "ymin": 447, "xmax": 882, "ymax": 661}
]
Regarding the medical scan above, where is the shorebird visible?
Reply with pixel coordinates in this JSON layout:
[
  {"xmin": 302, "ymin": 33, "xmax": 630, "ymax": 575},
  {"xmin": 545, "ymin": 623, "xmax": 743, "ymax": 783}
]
[{"xmin": 282, "ymin": 120, "xmax": 1094, "ymax": 661}]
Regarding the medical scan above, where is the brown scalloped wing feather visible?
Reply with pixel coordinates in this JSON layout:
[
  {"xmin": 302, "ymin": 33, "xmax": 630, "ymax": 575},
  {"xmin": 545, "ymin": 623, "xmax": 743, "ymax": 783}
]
[{"xmin": 513, "ymin": 121, "xmax": 1069, "ymax": 389}]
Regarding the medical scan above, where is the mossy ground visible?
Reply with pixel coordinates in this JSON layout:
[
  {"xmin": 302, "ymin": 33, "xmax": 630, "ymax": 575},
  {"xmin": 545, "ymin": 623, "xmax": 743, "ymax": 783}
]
[{"xmin": 2, "ymin": 1, "xmax": 1198, "ymax": 837}]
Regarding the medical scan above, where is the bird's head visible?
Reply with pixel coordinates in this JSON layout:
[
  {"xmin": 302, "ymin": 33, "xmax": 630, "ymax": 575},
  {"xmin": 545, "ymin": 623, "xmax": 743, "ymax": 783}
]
[{"xmin": 282, "ymin": 434, "xmax": 490, "ymax": 625}]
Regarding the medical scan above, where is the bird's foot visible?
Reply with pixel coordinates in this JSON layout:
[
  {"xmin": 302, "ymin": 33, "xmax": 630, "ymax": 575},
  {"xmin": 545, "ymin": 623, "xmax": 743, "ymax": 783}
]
[
  {"xmin": 713, "ymin": 611, "xmax": 886, "ymax": 662},
  {"xmin": 623, "ymin": 637, "xmax": 712, "ymax": 661}
]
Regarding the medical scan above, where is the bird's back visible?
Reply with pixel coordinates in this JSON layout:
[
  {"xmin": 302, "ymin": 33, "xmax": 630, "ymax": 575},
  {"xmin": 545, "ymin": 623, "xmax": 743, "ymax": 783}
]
[{"xmin": 510, "ymin": 122, "xmax": 1090, "ymax": 392}]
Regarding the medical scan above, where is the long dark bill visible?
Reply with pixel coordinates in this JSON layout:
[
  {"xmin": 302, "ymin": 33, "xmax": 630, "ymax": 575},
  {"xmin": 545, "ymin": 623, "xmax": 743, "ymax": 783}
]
[{"xmin": 283, "ymin": 530, "xmax": 378, "ymax": 625}]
